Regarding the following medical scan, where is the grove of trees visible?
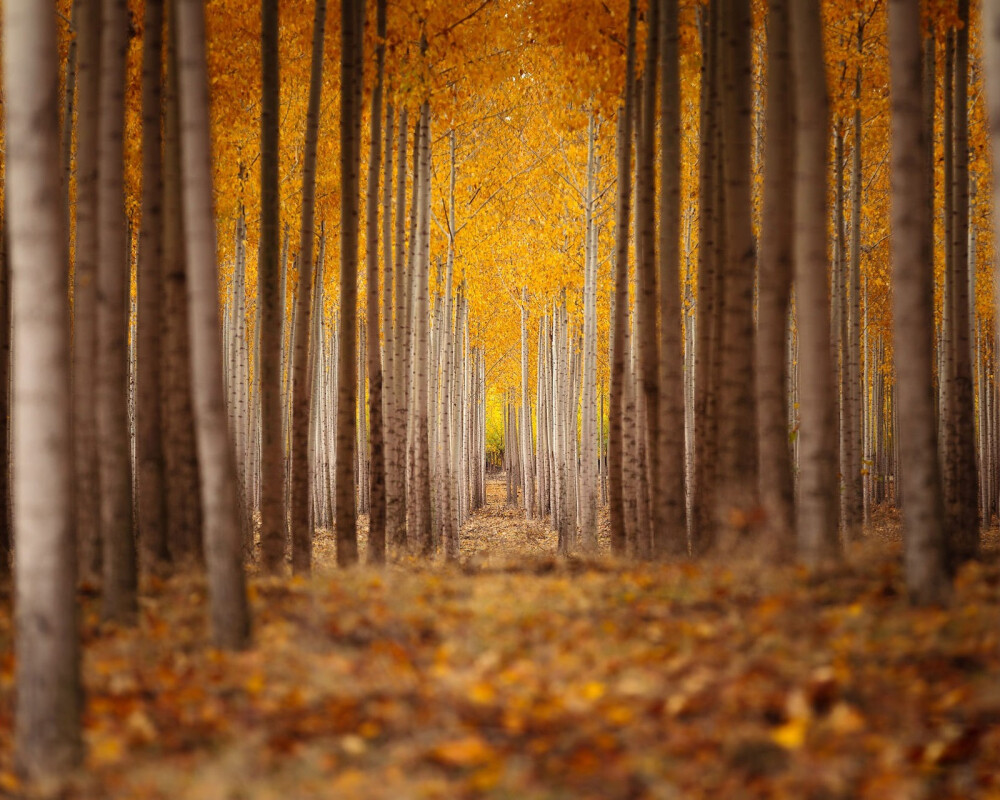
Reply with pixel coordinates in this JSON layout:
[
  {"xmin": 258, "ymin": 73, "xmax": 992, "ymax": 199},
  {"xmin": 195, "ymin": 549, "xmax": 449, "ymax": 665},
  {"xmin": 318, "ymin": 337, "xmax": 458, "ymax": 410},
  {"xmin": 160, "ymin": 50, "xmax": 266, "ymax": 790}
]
[{"xmin": 3, "ymin": 0, "xmax": 1000, "ymax": 785}]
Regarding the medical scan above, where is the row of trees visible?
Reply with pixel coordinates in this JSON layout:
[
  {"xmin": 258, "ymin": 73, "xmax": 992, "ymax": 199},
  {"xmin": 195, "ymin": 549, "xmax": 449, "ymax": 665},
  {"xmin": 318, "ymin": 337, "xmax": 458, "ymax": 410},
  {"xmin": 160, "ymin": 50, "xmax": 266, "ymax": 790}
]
[{"xmin": 492, "ymin": 0, "xmax": 996, "ymax": 607}]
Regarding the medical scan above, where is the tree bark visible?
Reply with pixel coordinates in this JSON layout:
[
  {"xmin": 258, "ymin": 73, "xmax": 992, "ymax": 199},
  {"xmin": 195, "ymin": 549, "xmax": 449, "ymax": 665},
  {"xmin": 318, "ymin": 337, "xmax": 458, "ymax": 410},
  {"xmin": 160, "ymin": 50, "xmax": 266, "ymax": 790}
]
[
  {"xmin": 365, "ymin": 0, "xmax": 388, "ymax": 564},
  {"xmin": 5, "ymin": 0, "xmax": 83, "ymax": 776},
  {"xmin": 137, "ymin": 0, "xmax": 169, "ymax": 571},
  {"xmin": 755, "ymin": 0, "xmax": 795, "ymax": 549},
  {"xmin": 946, "ymin": 0, "xmax": 979, "ymax": 563},
  {"xmin": 656, "ymin": 0, "xmax": 687, "ymax": 557},
  {"xmin": 97, "ymin": 0, "xmax": 137, "ymax": 623},
  {"xmin": 790, "ymin": 0, "xmax": 839, "ymax": 564},
  {"xmin": 176, "ymin": 0, "xmax": 252, "ymax": 648},
  {"xmin": 290, "ymin": 0, "xmax": 328, "ymax": 573},
  {"xmin": 888, "ymin": 0, "xmax": 950, "ymax": 604},
  {"xmin": 608, "ymin": 0, "xmax": 637, "ymax": 557},
  {"xmin": 259, "ymin": 0, "xmax": 284, "ymax": 572},
  {"xmin": 335, "ymin": 0, "xmax": 365, "ymax": 565},
  {"xmin": 716, "ymin": 0, "xmax": 758, "ymax": 532}
]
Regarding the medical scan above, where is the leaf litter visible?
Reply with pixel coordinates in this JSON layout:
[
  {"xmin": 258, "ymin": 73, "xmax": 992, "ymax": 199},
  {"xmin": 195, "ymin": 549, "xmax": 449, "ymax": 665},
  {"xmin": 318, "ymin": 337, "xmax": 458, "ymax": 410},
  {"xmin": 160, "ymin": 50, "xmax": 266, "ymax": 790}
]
[{"xmin": 0, "ymin": 481, "xmax": 999, "ymax": 798}]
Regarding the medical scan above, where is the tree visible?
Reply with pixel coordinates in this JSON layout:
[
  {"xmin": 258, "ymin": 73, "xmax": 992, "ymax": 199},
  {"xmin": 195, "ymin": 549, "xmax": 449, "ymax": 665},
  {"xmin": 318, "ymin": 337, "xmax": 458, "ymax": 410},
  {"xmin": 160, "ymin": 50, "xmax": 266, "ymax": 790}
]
[
  {"xmin": 97, "ymin": 0, "xmax": 138, "ymax": 622},
  {"xmin": 791, "ymin": 0, "xmax": 838, "ymax": 564},
  {"xmin": 887, "ymin": 0, "xmax": 949, "ymax": 605},
  {"xmin": 755, "ymin": 0, "xmax": 795, "ymax": 547},
  {"xmin": 716, "ymin": 0, "xmax": 758, "ymax": 531},
  {"xmin": 608, "ymin": 0, "xmax": 638, "ymax": 557},
  {"xmin": 944, "ymin": 0, "xmax": 979, "ymax": 563},
  {"xmin": 336, "ymin": 0, "xmax": 365, "ymax": 565},
  {"xmin": 259, "ymin": 0, "xmax": 285, "ymax": 573},
  {"xmin": 73, "ymin": 0, "xmax": 101, "ymax": 583},
  {"xmin": 176, "ymin": 0, "xmax": 252, "ymax": 648},
  {"xmin": 290, "ymin": 0, "xmax": 328, "ymax": 573},
  {"xmin": 656, "ymin": 0, "xmax": 687, "ymax": 557},
  {"xmin": 365, "ymin": 0, "xmax": 388, "ymax": 564},
  {"xmin": 162, "ymin": 0, "xmax": 203, "ymax": 565},
  {"xmin": 4, "ymin": 0, "xmax": 83, "ymax": 775},
  {"xmin": 136, "ymin": 0, "xmax": 169, "ymax": 570}
]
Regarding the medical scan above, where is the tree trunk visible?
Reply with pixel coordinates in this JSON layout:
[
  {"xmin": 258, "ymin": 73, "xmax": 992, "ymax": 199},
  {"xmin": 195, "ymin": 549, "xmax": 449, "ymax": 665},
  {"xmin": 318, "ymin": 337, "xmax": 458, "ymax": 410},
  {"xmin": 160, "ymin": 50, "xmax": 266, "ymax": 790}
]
[
  {"xmin": 5, "ymin": 0, "xmax": 83, "ymax": 775},
  {"xmin": 137, "ymin": 0, "xmax": 169, "ymax": 571},
  {"xmin": 290, "ymin": 0, "xmax": 328, "ymax": 573},
  {"xmin": 97, "ymin": 0, "xmax": 137, "ymax": 623},
  {"xmin": 388, "ymin": 108, "xmax": 408, "ymax": 548},
  {"xmin": 412, "ymin": 101, "xmax": 434, "ymax": 555},
  {"xmin": 335, "ymin": 0, "xmax": 364, "ymax": 565},
  {"xmin": 790, "ymin": 0, "xmax": 839, "ymax": 564},
  {"xmin": 258, "ymin": 0, "xmax": 284, "ymax": 572},
  {"xmin": 946, "ymin": 0, "xmax": 979, "ymax": 563},
  {"xmin": 608, "ymin": 0, "xmax": 637, "ymax": 557},
  {"xmin": 691, "ymin": 0, "xmax": 720, "ymax": 555},
  {"xmin": 656, "ymin": 0, "xmax": 688, "ymax": 557},
  {"xmin": 635, "ymin": 1, "xmax": 659, "ymax": 550},
  {"xmin": 73, "ymin": 0, "xmax": 102, "ymax": 583},
  {"xmin": 365, "ymin": 0, "xmax": 387, "ymax": 564},
  {"xmin": 717, "ymin": 0, "xmax": 758, "ymax": 532},
  {"xmin": 755, "ymin": 0, "xmax": 794, "ymax": 549},
  {"xmin": 176, "ymin": 0, "xmax": 251, "ymax": 648},
  {"xmin": 887, "ymin": 0, "xmax": 950, "ymax": 605}
]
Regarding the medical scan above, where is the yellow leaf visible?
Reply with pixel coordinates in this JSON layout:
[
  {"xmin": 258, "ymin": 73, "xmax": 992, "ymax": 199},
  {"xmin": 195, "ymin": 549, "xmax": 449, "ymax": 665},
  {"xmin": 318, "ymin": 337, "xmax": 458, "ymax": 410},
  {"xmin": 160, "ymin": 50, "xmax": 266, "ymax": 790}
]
[
  {"xmin": 582, "ymin": 680, "xmax": 605, "ymax": 701},
  {"xmin": 91, "ymin": 735, "xmax": 125, "ymax": 765},
  {"xmin": 771, "ymin": 718, "xmax": 808, "ymax": 750}
]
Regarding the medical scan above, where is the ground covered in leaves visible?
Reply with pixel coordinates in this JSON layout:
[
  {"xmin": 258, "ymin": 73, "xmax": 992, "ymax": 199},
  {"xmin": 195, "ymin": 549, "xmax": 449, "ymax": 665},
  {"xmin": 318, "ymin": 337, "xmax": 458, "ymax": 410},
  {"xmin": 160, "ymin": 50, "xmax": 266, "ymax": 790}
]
[{"xmin": 2, "ymin": 484, "xmax": 1000, "ymax": 798}]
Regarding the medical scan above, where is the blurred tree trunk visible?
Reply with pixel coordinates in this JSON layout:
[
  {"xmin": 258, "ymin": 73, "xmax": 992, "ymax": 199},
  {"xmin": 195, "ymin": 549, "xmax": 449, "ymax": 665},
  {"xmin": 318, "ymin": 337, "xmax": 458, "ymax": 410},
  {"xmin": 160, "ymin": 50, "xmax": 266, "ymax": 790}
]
[
  {"xmin": 365, "ymin": 0, "xmax": 387, "ymax": 564},
  {"xmin": 259, "ymin": 0, "xmax": 284, "ymax": 572},
  {"xmin": 755, "ymin": 0, "xmax": 794, "ymax": 549},
  {"xmin": 336, "ymin": 0, "xmax": 365, "ymax": 565},
  {"xmin": 290, "ymin": 0, "xmax": 328, "ymax": 573},
  {"xmin": 137, "ymin": 0, "xmax": 169, "ymax": 571},
  {"xmin": 97, "ymin": 0, "xmax": 137, "ymax": 623},
  {"xmin": 176, "ymin": 0, "xmax": 251, "ymax": 648},
  {"xmin": 791, "ymin": 0, "xmax": 839, "ymax": 563},
  {"xmin": 73, "ymin": 0, "xmax": 102, "ymax": 582},
  {"xmin": 656, "ymin": 0, "xmax": 687, "ymax": 558},
  {"xmin": 4, "ymin": 0, "xmax": 83, "ymax": 776},
  {"xmin": 887, "ymin": 0, "xmax": 950, "ymax": 605},
  {"xmin": 608, "ymin": 0, "xmax": 637, "ymax": 557}
]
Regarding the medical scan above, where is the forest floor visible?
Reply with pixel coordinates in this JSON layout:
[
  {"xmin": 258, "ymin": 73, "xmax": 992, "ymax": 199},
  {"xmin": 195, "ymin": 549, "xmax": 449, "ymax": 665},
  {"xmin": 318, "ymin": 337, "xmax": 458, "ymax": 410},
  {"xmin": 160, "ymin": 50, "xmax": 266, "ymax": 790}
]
[{"xmin": 3, "ymin": 482, "xmax": 1000, "ymax": 799}]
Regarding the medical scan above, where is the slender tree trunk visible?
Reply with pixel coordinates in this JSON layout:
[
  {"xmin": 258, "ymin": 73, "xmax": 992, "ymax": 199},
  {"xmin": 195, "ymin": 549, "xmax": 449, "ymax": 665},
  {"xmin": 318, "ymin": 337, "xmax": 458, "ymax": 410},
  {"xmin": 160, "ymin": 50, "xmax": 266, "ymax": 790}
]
[
  {"xmin": 755, "ymin": 0, "xmax": 794, "ymax": 549},
  {"xmin": 609, "ymin": 0, "xmax": 638, "ymax": 557},
  {"xmin": 580, "ymin": 112, "xmax": 599, "ymax": 552},
  {"xmin": 336, "ymin": 0, "xmax": 365, "ymax": 565},
  {"xmin": 947, "ymin": 0, "xmax": 979, "ymax": 562},
  {"xmin": 521, "ymin": 288, "xmax": 535, "ymax": 519},
  {"xmin": 290, "ymin": 0, "xmax": 328, "ymax": 573},
  {"xmin": 365, "ymin": 0, "xmax": 387, "ymax": 563},
  {"xmin": 845, "ymin": 22, "xmax": 865, "ymax": 541},
  {"xmin": 888, "ymin": 0, "xmax": 950, "ymax": 604},
  {"xmin": 162, "ymin": 1, "xmax": 203, "ymax": 564},
  {"xmin": 635, "ymin": 1, "xmax": 660, "ymax": 550},
  {"xmin": 73, "ymin": 0, "xmax": 101, "ymax": 583},
  {"xmin": 790, "ymin": 0, "xmax": 839, "ymax": 564},
  {"xmin": 657, "ymin": 0, "xmax": 687, "ymax": 557},
  {"xmin": 412, "ymin": 101, "xmax": 434, "ymax": 555},
  {"xmin": 5, "ymin": 0, "xmax": 83, "ymax": 775},
  {"xmin": 137, "ymin": 0, "xmax": 168, "ymax": 571},
  {"xmin": 259, "ymin": 0, "xmax": 284, "ymax": 572},
  {"xmin": 97, "ymin": 0, "xmax": 137, "ymax": 623},
  {"xmin": 176, "ymin": 0, "xmax": 251, "ymax": 647},
  {"xmin": 691, "ymin": 0, "xmax": 720, "ymax": 555},
  {"xmin": 388, "ymin": 108, "xmax": 408, "ymax": 548}
]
